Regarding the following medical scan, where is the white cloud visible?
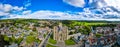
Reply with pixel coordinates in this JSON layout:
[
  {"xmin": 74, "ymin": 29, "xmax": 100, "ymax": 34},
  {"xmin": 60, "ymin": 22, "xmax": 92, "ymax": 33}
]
[
  {"xmin": 104, "ymin": 0, "xmax": 120, "ymax": 8},
  {"xmin": 18, "ymin": 11, "xmax": 73, "ymax": 19},
  {"xmin": 3, "ymin": 4, "xmax": 12, "ymax": 12},
  {"xmin": 13, "ymin": 6, "xmax": 25, "ymax": 11},
  {"xmin": 22, "ymin": 10, "xmax": 31, "ymax": 15},
  {"xmin": 63, "ymin": 0, "xmax": 85, "ymax": 7},
  {"xmin": 0, "ymin": 3, "xmax": 25, "ymax": 16},
  {"xmin": 24, "ymin": 0, "xmax": 31, "ymax": 7},
  {"xmin": 9, "ymin": 10, "xmax": 120, "ymax": 21},
  {"xmin": 63, "ymin": 0, "xmax": 120, "ymax": 13},
  {"xmin": 62, "ymin": 0, "xmax": 120, "ymax": 20},
  {"xmin": 0, "ymin": 3, "xmax": 25, "ymax": 12},
  {"xmin": 0, "ymin": 3, "xmax": 27, "ymax": 19},
  {"xmin": 1, "ymin": 3, "xmax": 120, "ymax": 21},
  {"xmin": 0, "ymin": 11, "xmax": 9, "ymax": 16},
  {"xmin": 25, "ymin": 3, "xmax": 31, "ymax": 7},
  {"xmin": 89, "ymin": 0, "xmax": 120, "ymax": 8}
]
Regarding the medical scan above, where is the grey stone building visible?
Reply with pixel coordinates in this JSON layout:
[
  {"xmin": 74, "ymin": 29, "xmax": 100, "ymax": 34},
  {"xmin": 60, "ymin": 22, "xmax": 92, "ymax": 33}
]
[{"xmin": 53, "ymin": 23, "xmax": 68, "ymax": 42}]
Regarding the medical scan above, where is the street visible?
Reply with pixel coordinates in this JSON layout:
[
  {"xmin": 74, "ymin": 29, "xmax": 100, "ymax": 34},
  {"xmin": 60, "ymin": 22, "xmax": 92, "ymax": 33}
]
[{"xmin": 38, "ymin": 30, "xmax": 52, "ymax": 47}]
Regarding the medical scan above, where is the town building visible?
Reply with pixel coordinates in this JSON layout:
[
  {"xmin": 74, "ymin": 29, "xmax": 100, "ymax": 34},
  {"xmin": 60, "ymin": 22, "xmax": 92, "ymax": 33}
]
[
  {"xmin": 53, "ymin": 23, "xmax": 68, "ymax": 42},
  {"xmin": 116, "ymin": 24, "xmax": 120, "ymax": 45}
]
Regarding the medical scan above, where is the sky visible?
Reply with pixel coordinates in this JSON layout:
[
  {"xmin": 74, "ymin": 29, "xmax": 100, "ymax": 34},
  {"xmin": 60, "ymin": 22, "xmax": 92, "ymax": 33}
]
[{"xmin": 0, "ymin": 0, "xmax": 120, "ymax": 21}]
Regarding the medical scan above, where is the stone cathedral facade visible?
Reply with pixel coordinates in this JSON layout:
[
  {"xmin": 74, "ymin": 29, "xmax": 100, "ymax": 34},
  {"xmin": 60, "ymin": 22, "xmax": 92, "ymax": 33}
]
[{"xmin": 53, "ymin": 23, "xmax": 68, "ymax": 41}]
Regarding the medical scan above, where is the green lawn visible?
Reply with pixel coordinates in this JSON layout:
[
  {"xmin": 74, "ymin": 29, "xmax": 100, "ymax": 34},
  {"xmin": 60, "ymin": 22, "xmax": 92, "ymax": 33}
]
[
  {"xmin": 46, "ymin": 44, "xmax": 56, "ymax": 47},
  {"xmin": 48, "ymin": 38, "xmax": 57, "ymax": 44},
  {"xmin": 65, "ymin": 39, "xmax": 75, "ymax": 45}
]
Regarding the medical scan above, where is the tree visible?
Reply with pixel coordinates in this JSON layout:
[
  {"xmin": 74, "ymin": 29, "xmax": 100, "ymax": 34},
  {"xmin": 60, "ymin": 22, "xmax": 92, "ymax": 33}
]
[
  {"xmin": 95, "ymin": 33, "xmax": 102, "ymax": 38},
  {"xmin": 69, "ymin": 32, "xmax": 74, "ymax": 35},
  {"xmin": 78, "ymin": 26, "xmax": 91, "ymax": 35},
  {"xmin": 10, "ymin": 36, "xmax": 16, "ymax": 43},
  {"xmin": 35, "ymin": 38, "xmax": 41, "ymax": 43},
  {"xmin": 34, "ymin": 23, "xmax": 40, "ymax": 27},
  {"xmin": 4, "ymin": 35, "xmax": 9, "ymax": 42},
  {"xmin": 32, "ymin": 27, "xmax": 37, "ymax": 32},
  {"xmin": 0, "ymin": 35, "xmax": 10, "ymax": 47},
  {"xmin": 15, "ymin": 38, "xmax": 23, "ymax": 45},
  {"xmin": 26, "ymin": 36, "xmax": 35, "ymax": 44}
]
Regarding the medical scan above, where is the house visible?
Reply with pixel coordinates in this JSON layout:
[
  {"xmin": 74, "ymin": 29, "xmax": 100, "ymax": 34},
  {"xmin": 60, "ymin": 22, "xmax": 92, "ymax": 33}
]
[{"xmin": 7, "ymin": 43, "xmax": 18, "ymax": 47}]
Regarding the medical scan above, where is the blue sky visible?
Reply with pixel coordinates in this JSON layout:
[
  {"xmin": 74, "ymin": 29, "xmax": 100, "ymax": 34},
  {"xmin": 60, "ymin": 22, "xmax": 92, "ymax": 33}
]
[
  {"xmin": 0, "ymin": 0, "xmax": 84, "ymax": 12},
  {"xmin": 29, "ymin": 0, "xmax": 83, "ymax": 12},
  {"xmin": 0, "ymin": 0, "xmax": 120, "ymax": 21}
]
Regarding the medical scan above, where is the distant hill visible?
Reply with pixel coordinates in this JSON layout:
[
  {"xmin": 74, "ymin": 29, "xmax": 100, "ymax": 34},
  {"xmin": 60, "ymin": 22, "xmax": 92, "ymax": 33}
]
[{"xmin": 0, "ymin": 18, "xmax": 120, "ymax": 23}]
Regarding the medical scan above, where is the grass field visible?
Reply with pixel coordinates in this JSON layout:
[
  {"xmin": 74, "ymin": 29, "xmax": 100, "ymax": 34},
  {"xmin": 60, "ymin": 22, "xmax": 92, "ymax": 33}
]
[
  {"xmin": 48, "ymin": 38, "xmax": 57, "ymax": 44},
  {"xmin": 65, "ymin": 39, "xmax": 75, "ymax": 45},
  {"xmin": 46, "ymin": 44, "xmax": 56, "ymax": 47}
]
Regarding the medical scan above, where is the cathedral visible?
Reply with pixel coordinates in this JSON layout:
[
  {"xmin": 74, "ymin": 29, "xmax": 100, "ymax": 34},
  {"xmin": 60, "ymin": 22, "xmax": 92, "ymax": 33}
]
[{"xmin": 53, "ymin": 23, "xmax": 68, "ymax": 41}]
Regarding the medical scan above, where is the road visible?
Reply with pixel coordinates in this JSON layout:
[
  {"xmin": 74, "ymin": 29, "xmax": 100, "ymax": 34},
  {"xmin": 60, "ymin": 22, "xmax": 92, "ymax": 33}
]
[{"xmin": 38, "ymin": 30, "xmax": 52, "ymax": 47}]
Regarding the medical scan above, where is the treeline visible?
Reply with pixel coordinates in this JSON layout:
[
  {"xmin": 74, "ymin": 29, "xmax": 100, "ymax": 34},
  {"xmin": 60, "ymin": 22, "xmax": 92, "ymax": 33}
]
[{"xmin": 0, "ymin": 19, "xmax": 118, "ymax": 28}]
